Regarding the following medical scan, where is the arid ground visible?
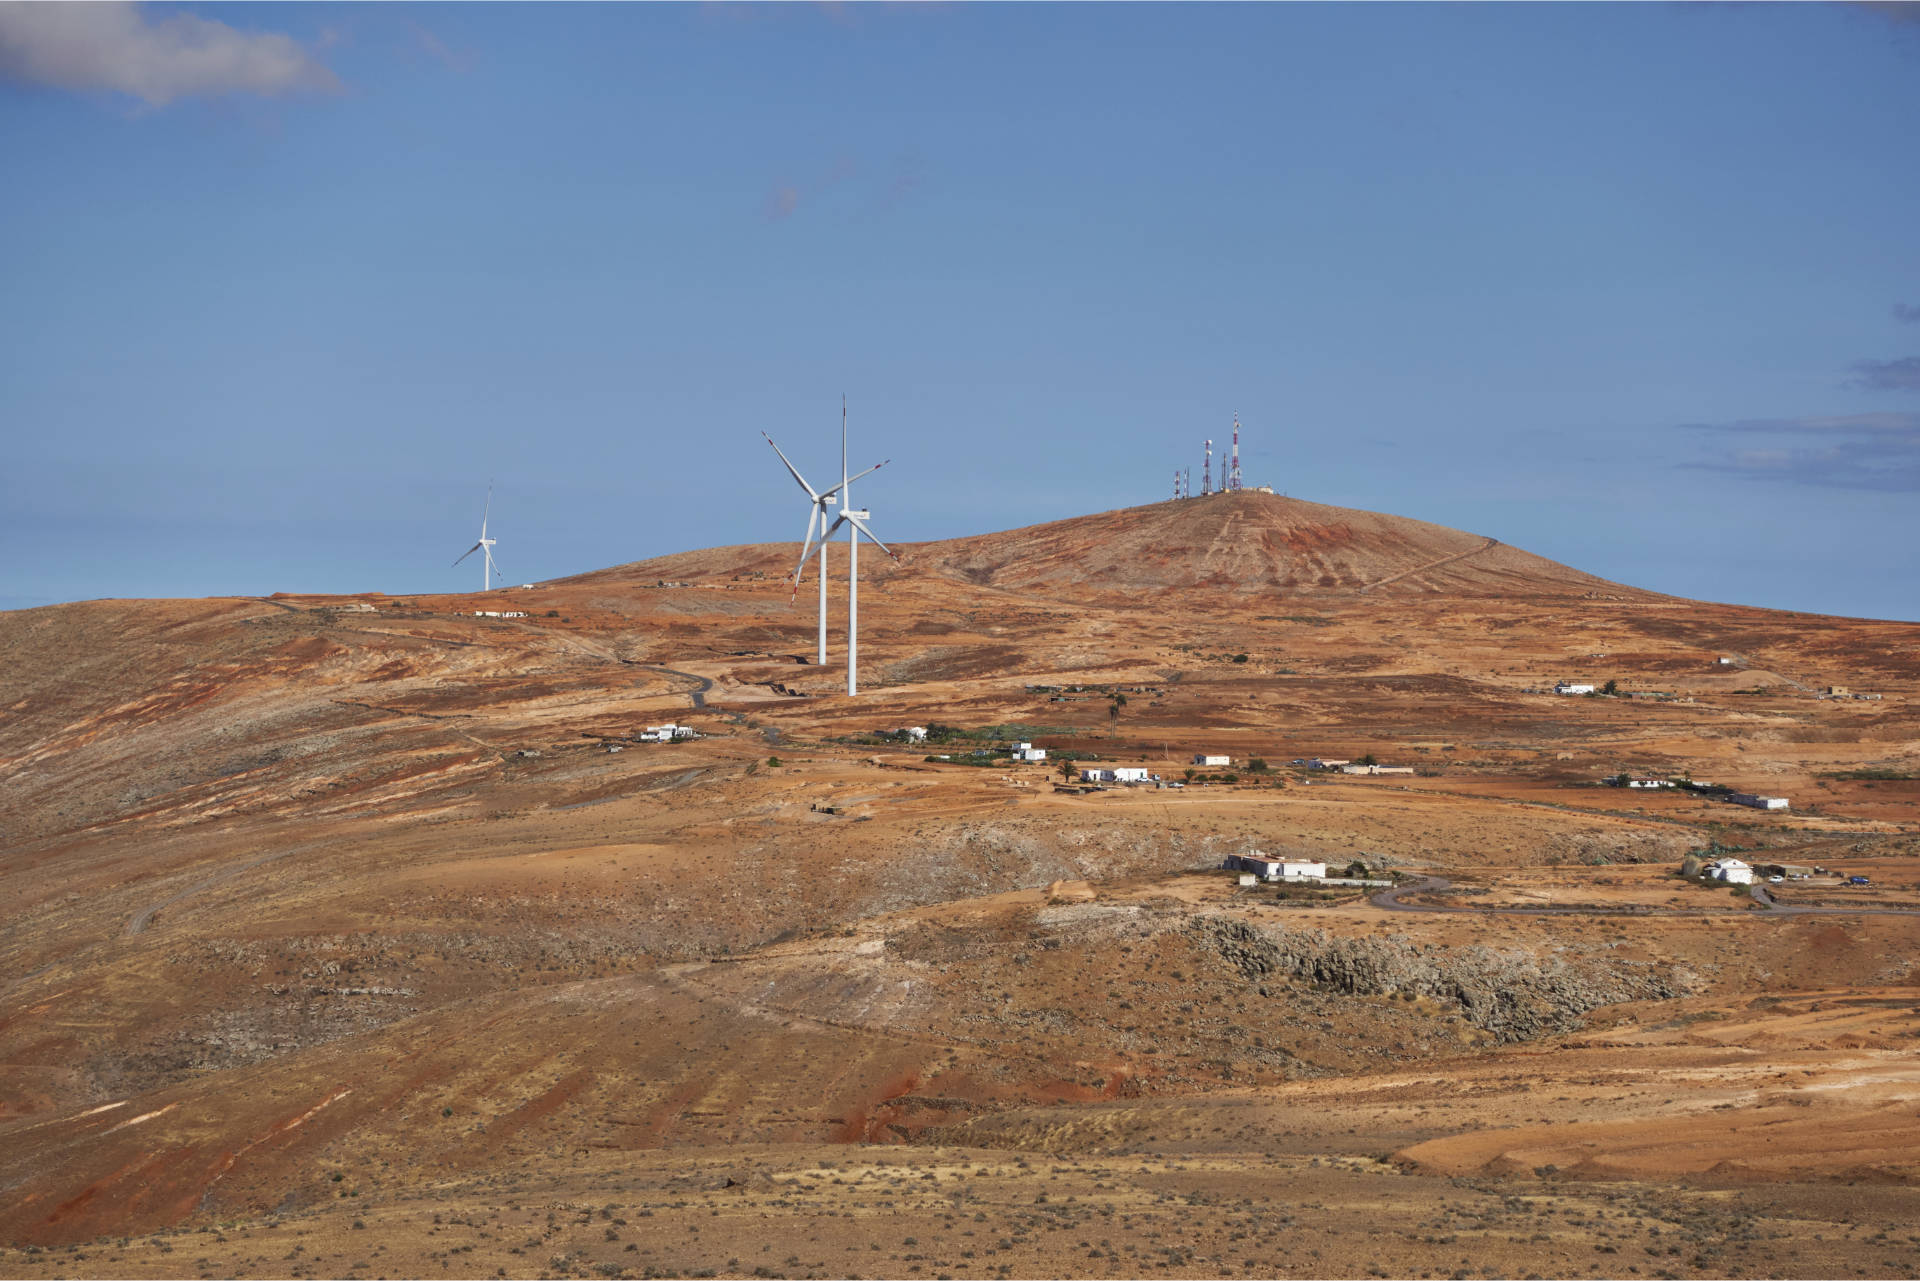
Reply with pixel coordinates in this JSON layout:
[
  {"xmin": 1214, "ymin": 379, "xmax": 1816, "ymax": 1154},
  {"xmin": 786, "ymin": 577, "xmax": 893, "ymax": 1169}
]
[{"xmin": 3, "ymin": 492, "xmax": 1918, "ymax": 1279}]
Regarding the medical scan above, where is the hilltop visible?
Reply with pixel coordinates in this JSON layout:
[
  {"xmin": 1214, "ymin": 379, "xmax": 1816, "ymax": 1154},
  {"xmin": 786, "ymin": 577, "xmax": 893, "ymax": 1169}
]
[{"xmin": 562, "ymin": 490, "xmax": 1655, "ymax": 601}]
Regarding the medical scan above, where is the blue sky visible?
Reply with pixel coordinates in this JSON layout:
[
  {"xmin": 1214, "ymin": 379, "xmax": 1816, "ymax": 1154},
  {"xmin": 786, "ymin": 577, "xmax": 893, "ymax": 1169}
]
[{"xmin": 3, "ymin": 1, "xmax": 1917, "ymax": 619}]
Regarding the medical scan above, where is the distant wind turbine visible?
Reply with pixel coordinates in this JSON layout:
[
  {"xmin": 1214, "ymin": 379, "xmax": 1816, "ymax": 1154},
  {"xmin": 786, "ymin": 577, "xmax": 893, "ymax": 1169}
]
[
  {"xmin": 452, "ymin": 484, "xmax": 501, "ymax": 592},
  {"xmin": 763, "ymin": 398, "xmax": 896, "ymax": 694}
]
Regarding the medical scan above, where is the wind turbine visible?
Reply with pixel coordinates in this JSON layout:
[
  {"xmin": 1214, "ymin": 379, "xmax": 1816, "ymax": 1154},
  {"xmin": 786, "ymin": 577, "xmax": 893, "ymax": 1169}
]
[
  {"xmin": 762, "ymin": 398, "xmax": 896, "ymax": 694},
  {"xmin": 452, "ymin": 484, "xmax": 501, "ymax": 592},
  {"xmin": 827, "ymin": 400, "xmax": 898, "ymax": 696}
]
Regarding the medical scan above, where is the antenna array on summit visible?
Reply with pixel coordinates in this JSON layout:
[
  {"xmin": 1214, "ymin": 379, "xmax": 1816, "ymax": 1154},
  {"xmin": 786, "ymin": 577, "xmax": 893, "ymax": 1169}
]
[{"xmin": 1170, "ymin": 416, "xmax": 1255, "ymax": 499}]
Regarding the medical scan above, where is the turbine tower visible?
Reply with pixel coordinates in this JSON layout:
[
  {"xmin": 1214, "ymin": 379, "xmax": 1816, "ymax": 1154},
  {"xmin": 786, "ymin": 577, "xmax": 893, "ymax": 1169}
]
[
  {"xmin": 452, "ymin": 484, "xmax": 501, "ymax": 591},
  {"xmin": 763, "ymin": 398, "xmax": 894, "ymax": 693},
  {"xmin": 825, "ymin": 398, "xmax": 897, "ymax": 696},
  {"xmin": 1229, "ymin": 413, "xmax": 1242, "ymax": 492}
]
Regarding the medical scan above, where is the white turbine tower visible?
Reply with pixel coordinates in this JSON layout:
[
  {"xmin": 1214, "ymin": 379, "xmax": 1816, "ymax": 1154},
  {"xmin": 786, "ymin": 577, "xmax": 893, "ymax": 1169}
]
[
  {"xmin": 763, "ymin": 399, "xmax": 895, "ymax": 694},
  {"xmin": 452, "ymin": 485, "xmax": 501, "ymax": 592}
]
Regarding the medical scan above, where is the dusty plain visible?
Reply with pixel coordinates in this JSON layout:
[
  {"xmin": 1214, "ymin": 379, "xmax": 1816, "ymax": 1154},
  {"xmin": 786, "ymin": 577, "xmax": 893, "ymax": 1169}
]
[{"xmin": 3, "ymin": 492, "xmax": 1919, "ymax": 1280}]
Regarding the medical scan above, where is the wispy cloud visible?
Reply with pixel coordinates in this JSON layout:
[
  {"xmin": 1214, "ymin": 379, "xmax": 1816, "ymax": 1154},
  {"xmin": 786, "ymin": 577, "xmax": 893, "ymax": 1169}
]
[
  {"xmin": 761, "ymin": 151, "xmax": 925, "ymax": 222},
  {"xmin": 1850, "ymin": 355, "xmax": 1920, "ymax": 391},
  {"xmin": 1681, "ymin": 412, "xmax": 1920, "ymax": 491},
  {"xmin": 0, "ymin": 1, "xmax": 338, "ymax": 107},
  {"xmin": 408, "ymin": 20, "xmax": 475, "ymax": 74}
]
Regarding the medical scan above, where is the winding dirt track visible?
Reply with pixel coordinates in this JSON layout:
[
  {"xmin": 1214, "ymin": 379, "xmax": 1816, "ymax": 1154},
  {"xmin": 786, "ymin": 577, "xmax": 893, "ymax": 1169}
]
[{"xmin": 1372, "ymin": 875, "xmax": 1920, "ymax": 919}]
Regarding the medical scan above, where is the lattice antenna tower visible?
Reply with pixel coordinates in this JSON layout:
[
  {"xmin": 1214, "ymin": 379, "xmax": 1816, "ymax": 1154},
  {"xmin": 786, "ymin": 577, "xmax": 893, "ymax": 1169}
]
[
  {"xmin": 1229, "ymin": 413, "xmax": 1243, "ymax": 491},
  {"xmin": 1202, "ymin": 439, "xmax": 1212, "ymax": 496}
]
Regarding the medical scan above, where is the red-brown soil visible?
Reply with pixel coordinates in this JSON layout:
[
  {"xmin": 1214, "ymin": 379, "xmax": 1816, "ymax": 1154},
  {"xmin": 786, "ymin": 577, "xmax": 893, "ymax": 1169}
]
[{"xmin": 3, "ymin": 491, "xmax": 1918, "ymax": 1279}]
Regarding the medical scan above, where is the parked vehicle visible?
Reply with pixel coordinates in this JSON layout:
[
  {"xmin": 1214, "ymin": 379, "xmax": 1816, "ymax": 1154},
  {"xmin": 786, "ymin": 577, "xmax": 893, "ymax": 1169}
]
[
  {"xmin": 1849, "ymin": 875, "xmax": 1871, "ymax": 886},
  {"xmin": 1768, "ymin": 875, "xmax": 1784, "ymax": 883}
]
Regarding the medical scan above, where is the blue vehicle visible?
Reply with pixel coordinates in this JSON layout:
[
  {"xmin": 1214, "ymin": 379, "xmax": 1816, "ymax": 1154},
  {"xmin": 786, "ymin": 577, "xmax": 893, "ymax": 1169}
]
[{"xmin": 1848, "ymin": 875, "xmax": 1871, "ymax": 886}]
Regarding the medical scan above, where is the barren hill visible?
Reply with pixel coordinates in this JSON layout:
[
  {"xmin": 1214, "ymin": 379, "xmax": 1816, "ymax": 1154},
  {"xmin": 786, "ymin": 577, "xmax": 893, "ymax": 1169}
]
[
  {"xmin": 8, "ymin": 490, "xmax": 1920, "ymax": 1281},
  {"xmin": 574, "ymin": 490, "xmax": 1655, "ymax": 601}
]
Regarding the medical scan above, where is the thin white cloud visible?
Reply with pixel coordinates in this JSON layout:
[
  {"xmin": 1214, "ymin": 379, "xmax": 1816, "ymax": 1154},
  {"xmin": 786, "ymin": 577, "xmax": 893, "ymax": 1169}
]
[
  {"xmin": 0, "ymin": 1, "xmax": 338, "ymax": 107},
  {"xmin": 1681, "ymin": 412, "xmax": 1920, "ymax": 491}
]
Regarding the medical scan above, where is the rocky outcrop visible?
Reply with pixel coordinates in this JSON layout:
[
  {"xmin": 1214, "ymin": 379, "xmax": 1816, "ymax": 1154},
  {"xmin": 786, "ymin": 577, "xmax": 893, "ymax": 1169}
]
[{"xmin": 1193, "ymin": 917, "xmax": 1694, "ymax": 1044}]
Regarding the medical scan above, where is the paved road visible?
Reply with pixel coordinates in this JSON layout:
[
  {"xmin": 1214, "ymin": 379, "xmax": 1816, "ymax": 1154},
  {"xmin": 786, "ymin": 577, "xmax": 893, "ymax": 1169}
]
[
  {"xmin": 644, "ymin": 665, "xmax": 714, "ymax": 710},
  {"xmin": 1371, "ymin": 875, "xmax": 1920, "ymax": 919}
]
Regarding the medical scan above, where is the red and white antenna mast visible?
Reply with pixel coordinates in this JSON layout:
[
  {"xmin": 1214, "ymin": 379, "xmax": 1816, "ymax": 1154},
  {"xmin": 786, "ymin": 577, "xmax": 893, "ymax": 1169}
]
[
  {"xmin": 1202, "ymin": 439, "xmax": 1212, "ymax": 496},
  {"xmin": 1229, "ymin": 413, "xmax": 1242, "ymax": 491}
]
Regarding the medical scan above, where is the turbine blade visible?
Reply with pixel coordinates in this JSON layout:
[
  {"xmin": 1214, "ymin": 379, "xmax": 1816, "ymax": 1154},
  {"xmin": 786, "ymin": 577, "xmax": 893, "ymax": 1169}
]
[
  {"xmin": 481, "ymin": 484, "xmax": 492, "ymax": 537},
  {"xmin": 453, "ymin": 542, "xmax": 482, "ymax": 567},
  {"xmin": 846, "ymin": 514, "xmax": 896, "ymax": 560},
  {"xmin": 762, "ymin": 433, "xmax": 820, "ymax": 501},
  {"xmin": 819, "ymin": 459, "xmax": 887, "ymax": 500},
  {"xmin": 790, "ymin": 506, "xmax": 821, "ymax": 598},
  {"xmin": 840, "ymin": 397, "xmax": 848, "ymax": 491}
]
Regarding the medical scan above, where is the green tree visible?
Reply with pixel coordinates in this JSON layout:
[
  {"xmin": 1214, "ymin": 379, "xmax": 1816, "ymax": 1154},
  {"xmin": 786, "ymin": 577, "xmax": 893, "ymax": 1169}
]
[
  {"xmin": 1359, "ymin": 753, "xmax": 1378, "ymax": 767},
  {"xmin": 1183, "ymin": 768, "xmax": 1197, "ymax": 783},
  {"xmin": 1248, "ymin": 758, "xmax": 1270, "ymax": 773},
  {"xmin": 1602, "ymin": 679, "xmax": 1619, "ymax": 696}
]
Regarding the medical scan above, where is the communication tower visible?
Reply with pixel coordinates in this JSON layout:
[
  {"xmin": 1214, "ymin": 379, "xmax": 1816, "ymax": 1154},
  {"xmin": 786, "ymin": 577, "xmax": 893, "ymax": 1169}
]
[
  {"xmin": 1229, "ymin": 414, "xmax": 1243, "ymax": 492},
  {"xmin": 1203, "ymin": 439, "xmax": 1213, "ymax": 496}
]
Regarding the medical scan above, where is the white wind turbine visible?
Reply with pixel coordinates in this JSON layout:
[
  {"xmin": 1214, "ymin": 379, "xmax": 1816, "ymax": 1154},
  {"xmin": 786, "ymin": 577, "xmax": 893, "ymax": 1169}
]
[
  {"xmin": 452, "ymin": 484, "xmax": 502, "ymax": 592},
  {"xmin": 763, "ymin": 399, "xmax": 896, "ymax": 694}
]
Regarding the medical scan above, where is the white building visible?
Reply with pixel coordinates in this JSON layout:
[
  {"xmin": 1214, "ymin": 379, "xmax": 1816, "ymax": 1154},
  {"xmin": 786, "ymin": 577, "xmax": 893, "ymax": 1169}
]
[
  {"xmin": 1555, "ymin": 682, "xmax": 1596, "ymax": 696},
  {"xmin": 1626, "ymin": 778, "xmax": 1674, "ymax": 789},
  {"xmin": 1079, "ymin": 768, "xmax": 1115, "ymax": 784},
  {"xmin": 1192, "ymin": 754, "xmax": 1231, "ymax": 767},
  {"xmin": 1730, "ymin": 793, "xmax": 1790, "ymax": 811},
  {"xmin": 1227, "ymin": 853, "xmax": 1283, "ymax": 880},
  {"xmin": 1279, "ymin": 859, "xmax": 1327, "ymax": 880},
  {"xmin": 1705, "ymin": 858, "xmax": 1754, "ymax": 884},
  {"xmin": 1015, "ymin": 747, "xmax": 1048, "ymax": 763},
  {"xmin": 1112, "ymin": 767, "xmax": 1152, "ymax": 783},
  {"xmin": 903, "ymin": 726, "xmax": 928, "ymax": 743},
  {"xmin": 640, "ymin": 724, "xmax": 698, "ymax": 743},
  {"xmin": 1307, "ymin": 758, "xmax": 1349, "ymax": 770}
]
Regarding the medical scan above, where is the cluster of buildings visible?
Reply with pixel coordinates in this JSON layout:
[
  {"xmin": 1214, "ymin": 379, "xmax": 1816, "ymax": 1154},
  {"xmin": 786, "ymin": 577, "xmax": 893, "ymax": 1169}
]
[
  {"xmin": 637, "ymin": 723, "xmax": 699, "ymax": 743},
  {"xmin": 1080, "ymin": 766, "xmax": 1153, "ymax": 784},
  {"xmin": 1226, "ymin": 852, "xmax": 1327, "ymax": 882},
  {"xmin": 1607, "ymin": 774, "xmax": 1788, "ymax": 810},
  {"xmin": 1297, "ymin": 757, "xmax": 1413, "ymax": 776},
  {"xmin": 472, "ymin": 609, "xmax": 530, "ymax": 619}
]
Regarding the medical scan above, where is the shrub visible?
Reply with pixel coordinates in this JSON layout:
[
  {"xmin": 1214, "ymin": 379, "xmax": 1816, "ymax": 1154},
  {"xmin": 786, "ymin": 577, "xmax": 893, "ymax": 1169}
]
[{"xmin": 766, "ymin": 756, "xmax": 782, "ymax": 768}]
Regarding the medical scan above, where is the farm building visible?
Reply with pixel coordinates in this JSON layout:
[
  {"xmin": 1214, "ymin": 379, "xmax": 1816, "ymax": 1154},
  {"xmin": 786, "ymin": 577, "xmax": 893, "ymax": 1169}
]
[
  {"xmin": 1729, "ymin": 793, "xmax": 1790, "ymax": 811},
  {"xmin": 1015, "ymin": 747, "xmax": 1048, "ymax": 762},
  {"xmin": 1112, "ymin": 767, "xmax": 1152, "ymax": 783},
  {"xmin": 1703, "ymin": 858, "xmax": 1754, "ymax": 885},
  {"xmin": 1306, "ymin": 758, "xmax": 1349, "ymax": 770},
  {"xmin": 1225, "ymin": 853, "xmax": 1284, "ymax": 880},
  {"xmin": 639, "ymin": 724, "xmax": 698, "ymax": 743},
  {"xmin": 1192, "ymin": 754, "xmax": 1231, "ymax": 767},
  {"xmin": 1555, "ymin": 681, "xmax": 1596, "ymax": 696},
  {"xmin": 1279, "ymin": 859, "xmax": 1327, "ymax": 879}
]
